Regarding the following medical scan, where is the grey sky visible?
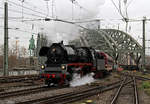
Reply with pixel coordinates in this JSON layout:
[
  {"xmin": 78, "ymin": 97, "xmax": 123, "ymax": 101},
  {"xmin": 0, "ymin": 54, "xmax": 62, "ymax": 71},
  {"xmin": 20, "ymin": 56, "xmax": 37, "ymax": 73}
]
[{"xmin": 0, "ymin": 0, "xmax": 150, "ymax": 54}]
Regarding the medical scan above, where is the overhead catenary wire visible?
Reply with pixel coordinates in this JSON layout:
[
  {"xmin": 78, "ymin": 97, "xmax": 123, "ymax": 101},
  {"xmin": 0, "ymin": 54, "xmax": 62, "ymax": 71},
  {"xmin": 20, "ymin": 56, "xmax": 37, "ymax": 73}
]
[
  {"xmin": 127, "ymin": 0, "xmax": 134, "ymax": 8},
  {"xmin": 13, "ymin": 16, "xmax": 150, "ymax": 26},
  {"xmin": 0, "ymin": 22, "xmax": 48, "ymax": 38},
  {"xmin": 43, "ymin": 0, "xmax": 50, "ymax": 18},
  {"xmin": 0, "ymin": 9, "xmax": 48, "ymax": 31},
  {"xmin": 0, "ymin": 16, "xmax": 30, "ymax": 20},
  {"xmin": 69, "ymin": 0, "xmax": 93, "ymax": 16},
  {"xmin": 0, "ymin": 9, "xmax": 47, "ymax": 25},
  {"xmin": 74, "ymin": 2, "xmax": 92, "ymax": 14},
  {"xmin": 71, "ymin": 0, "xmax": 74, "ymax": 20},
  {"xmin": 46, "ymin": 1, "xmax": 49, "ymax": 17},
  {"xmin": 10, "ymin": 28, "xmax": 38, "ymax": 35},
  {"xmin": 53, "ymin": 0, "xmax": 57, "ymax": 18},
  {"xmin": 0, "ymin": 17, "xmax": 45, "ymax": 31},
  {"xmin": 8, "ymin": 17, "xmax": 88, "ymax": 30},
  {"xmin": 7, "ymin": 0, "xmax": 48, "ymax": 17},
  {"xmin": 110, "ymin": 0, "xmax": 144, "ymax": 33},
  {"xmin": 0, "ymin": 17, "xmax": 44, "ymax": 22},
  {"xmin": 111, "ymin": 0, "xmax": 125, "ymax": 19},
  {"xmin": 0, "ymin": 26, "xmax": 38, "ymax": 35},
  {"xmin": 51, "ymin": 0, "xmax": 54, "ymax": 18},
  {"xmin": 0, "ymin": 6, "xmax": 46, "ymax": 18},
  {"xmin": 4, "ymin": 1, "xmax": 146, "ymax": 23},
  {"xmin": 18, "ymin": 0, "xmax": 47, "ymax": 13}
]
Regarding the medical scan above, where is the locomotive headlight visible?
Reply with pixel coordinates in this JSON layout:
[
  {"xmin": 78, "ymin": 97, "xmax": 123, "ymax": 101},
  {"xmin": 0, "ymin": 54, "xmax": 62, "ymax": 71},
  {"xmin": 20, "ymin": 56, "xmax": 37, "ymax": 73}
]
[
  {"xmin": 61, "ymin": 65, "xmax": 66, "ymax": 70},
  {"xmin": 41, "ymin": 65, "xmax": 45, "ymax": 69}
]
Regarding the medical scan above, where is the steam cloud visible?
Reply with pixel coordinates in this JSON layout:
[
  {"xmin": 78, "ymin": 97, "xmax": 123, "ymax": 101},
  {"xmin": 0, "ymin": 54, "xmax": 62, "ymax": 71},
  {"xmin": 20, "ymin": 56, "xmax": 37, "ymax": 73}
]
[
  {"xmin": 70, "ymin": 73, "xmax": 95, "ymax": 87},
  {"xmin": 46, "ymin": 0, "xmax": 105, "ymax": 44}
]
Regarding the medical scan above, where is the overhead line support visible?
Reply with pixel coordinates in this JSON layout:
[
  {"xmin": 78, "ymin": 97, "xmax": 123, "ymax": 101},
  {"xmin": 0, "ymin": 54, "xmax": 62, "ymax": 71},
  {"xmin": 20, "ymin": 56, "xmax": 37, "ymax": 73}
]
[
  {"xmin": 3, "ymin": 2, "xmax": 9, "ymax": 76},
  {"xmin": 142, "ymin": 17, "xmax": 146, "ymax": 71}
]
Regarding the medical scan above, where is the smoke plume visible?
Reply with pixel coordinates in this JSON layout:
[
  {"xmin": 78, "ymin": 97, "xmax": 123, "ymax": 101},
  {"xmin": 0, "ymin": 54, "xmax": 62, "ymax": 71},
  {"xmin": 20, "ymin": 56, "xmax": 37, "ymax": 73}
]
[{"xmin": 70, "ymin": 73, "xmax": 95, "ymax": 87}]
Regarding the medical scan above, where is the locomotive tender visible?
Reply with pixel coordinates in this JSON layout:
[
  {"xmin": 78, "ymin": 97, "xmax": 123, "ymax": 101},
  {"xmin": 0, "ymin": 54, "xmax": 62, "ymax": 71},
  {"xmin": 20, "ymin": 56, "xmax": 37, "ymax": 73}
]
[{"xmin": 39, "ymin": 41, "xmax": 113, "ymax": 86}]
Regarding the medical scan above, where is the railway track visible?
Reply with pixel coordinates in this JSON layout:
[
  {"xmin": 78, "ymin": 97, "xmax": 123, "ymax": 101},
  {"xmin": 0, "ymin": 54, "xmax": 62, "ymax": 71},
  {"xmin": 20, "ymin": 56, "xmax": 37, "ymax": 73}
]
[
  {"xmin": 133, "ymin": 77, "xmax": 139, "ymax": 104},
  {"xmin": 110, "ymin": 76, "xmax": 139, "ymax": 104},
  {"xmin": 0, "ymin": 85, "xmax": 64, "ymax": 99},
  {"xmin": 0, "ymin": 74, "xmax": 39, "ymax": 83},
  {"xmin": 15, "ymin": 79, "xmax": 133, "ymax": 104},
  {"xmin": 118, "ymin": 71, "xmax": 150, "ymax": 81},
  {"xmin": 0, "ymin": 72, "xmax": 143, "ymax": 104}
]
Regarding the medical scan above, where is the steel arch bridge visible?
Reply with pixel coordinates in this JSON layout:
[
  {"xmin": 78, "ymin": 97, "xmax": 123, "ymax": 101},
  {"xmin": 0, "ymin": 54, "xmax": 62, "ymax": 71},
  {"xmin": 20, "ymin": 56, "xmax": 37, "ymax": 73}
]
[{"xmin": 70, "ymin": 29, "xmax": 142, "ymax": 65}]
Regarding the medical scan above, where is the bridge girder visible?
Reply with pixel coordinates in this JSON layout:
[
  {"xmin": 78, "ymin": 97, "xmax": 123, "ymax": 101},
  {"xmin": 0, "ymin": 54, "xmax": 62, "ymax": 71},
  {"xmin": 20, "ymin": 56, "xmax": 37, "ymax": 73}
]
[
  {"xmin": 81, "ymin": 29, "xmax": 142, "ymax": 65},
  {"xmin": 102, "ymin": 29, "xmax": 142, "ymax": 53}
]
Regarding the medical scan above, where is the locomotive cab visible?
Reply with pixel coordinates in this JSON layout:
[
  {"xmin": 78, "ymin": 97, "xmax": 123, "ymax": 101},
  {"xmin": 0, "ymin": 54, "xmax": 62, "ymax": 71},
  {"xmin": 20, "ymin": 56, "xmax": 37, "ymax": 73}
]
[{"xmin": 96, "ymin": 52, "xmax": 106, "ymax": 71}]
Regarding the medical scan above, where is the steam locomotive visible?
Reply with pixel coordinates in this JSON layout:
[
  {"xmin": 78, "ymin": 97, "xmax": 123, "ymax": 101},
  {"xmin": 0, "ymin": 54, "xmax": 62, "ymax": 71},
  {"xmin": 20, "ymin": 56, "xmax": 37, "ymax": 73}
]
[{"xmin": 39, "ymin": 41, "xmax": 113, "ymax": 86}]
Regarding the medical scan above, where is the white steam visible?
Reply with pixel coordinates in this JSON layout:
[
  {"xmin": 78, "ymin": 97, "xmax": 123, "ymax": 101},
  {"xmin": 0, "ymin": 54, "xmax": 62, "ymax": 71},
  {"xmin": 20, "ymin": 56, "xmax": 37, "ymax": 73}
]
[
  {"xmin": 44, "ymin": 0, "xmax": 105, "ymax": 44},
  {"xmin": 70, "ymin": 73, "xmax": 95, "ymax": 87}
]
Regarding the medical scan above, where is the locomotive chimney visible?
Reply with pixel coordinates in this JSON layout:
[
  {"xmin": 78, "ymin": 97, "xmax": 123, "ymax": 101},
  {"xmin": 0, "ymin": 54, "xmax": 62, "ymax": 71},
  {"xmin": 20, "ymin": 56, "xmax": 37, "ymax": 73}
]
[{"xmin": 60, "ymin": 41, "xmax": 63, "ymax": 44}]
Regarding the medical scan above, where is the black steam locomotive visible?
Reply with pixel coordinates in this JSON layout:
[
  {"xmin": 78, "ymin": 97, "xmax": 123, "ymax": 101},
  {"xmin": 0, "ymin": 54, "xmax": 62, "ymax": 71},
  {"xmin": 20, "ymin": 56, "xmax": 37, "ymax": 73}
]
[{"xmin": 39, "ymin": 41, "xmax": 113, "ymax": 86}]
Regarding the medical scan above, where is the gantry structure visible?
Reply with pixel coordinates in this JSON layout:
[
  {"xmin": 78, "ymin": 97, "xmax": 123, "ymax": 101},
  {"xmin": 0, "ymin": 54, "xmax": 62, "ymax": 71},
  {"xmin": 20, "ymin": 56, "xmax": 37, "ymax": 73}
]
[{"xmin": 70, "ymin": 29, "xmax": 143, "ymax": 66}]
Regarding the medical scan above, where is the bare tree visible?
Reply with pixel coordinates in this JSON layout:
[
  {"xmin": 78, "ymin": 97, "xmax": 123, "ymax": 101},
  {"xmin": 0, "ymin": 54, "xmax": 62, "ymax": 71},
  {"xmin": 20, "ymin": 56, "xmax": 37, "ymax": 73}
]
[
  {"xmin": 18, "ymin": 46, "xmax": 28, "ymax": 67},
  {"xmin": 8, "ymin": 44, "xmax": 18, "ymax": 68},
  {"xmin": 0, "ymin": 43, "xmax": 29, "ymax": 69}
]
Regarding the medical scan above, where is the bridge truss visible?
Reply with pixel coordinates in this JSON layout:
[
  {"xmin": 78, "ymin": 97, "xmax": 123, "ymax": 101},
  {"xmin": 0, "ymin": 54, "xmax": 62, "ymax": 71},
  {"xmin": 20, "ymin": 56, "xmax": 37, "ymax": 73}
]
[{"xmin": 70, "ymin": 29, "xmax": 143, "ymax": 66}]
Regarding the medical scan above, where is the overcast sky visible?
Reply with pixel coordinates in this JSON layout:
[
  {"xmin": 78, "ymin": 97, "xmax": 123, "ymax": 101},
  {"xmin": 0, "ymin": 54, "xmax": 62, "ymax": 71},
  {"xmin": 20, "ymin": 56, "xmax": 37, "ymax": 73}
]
[{"xmin": 0, "ymin": 0, "xmax": 150, "ymax": 54}]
